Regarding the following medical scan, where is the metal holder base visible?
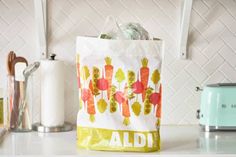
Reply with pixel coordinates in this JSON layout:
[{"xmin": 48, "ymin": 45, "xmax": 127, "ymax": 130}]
[
  {"xmin": 32, "ymin": 122, "xmax": 73, "ymax": 133},
  {"xmin": 11, "ymin": 128, "xmax": 32, "ymax": 132}
]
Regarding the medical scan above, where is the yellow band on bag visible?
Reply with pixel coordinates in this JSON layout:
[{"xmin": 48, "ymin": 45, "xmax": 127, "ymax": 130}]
[{"xmin": 77, "ymin": 127, "xmax": 160, "ymax": 152}]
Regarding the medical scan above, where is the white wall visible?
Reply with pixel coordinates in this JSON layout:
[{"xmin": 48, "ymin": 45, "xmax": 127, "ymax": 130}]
[{"xmin": 0, "ymin": 0, "xmax": 236, "ymax": 124}]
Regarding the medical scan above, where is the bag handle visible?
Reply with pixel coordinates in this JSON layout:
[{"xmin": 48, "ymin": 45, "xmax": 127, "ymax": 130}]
[{"xmin": 99, "ymin": 16, "xmax": 125, "ymax": 39}]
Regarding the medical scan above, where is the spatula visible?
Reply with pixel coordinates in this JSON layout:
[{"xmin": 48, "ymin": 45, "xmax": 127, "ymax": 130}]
[{"xmin": 10, "ymin": 57, "xmax": 28, "ymax": 129}]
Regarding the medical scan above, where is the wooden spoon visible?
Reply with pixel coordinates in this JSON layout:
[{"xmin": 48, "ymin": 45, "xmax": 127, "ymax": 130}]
[
  {"xmin": 7, "ymin": 51, "xmax": 16, "ymax": 76},
  {"xmin": 6, "ymin": 51, "xmax": 16, "ymax": 127}
]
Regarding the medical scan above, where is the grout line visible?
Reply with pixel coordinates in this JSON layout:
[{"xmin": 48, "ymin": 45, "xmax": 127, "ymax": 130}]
[
  {"xmin": 85, "ymin": 0, "xmax": 106, "ymax": 20},
  {"xmin": 188, "ymin": 24, "xmax": 209, "ymax": 45},
  {"xmin": 118, "ymin": 0, "xmax": 142, "ymax": 23},
  {"xmin": 191, "ymin": 7, "xmax": 210, "ymax": 28},
  {"xmin": 167, "ymin": 0, "xmax": 178, "ymax": 9},
  {"xmin": 102, "ymin": 0, "xmax": 111, "ymax": 8},
  {"xmin": 200, "ymin": 0, "xmax": 210, "ymax": 9},
  {"xmin": 1, "ymin": 0, "xmax": 9, "ymax": 9},
  {"xmin": 152, "ymin": 0, "xmax": 178, "ymax": 25},
  {"xmin": 218, "ymin": 0, "xmax": 236, "ymax": 22}
]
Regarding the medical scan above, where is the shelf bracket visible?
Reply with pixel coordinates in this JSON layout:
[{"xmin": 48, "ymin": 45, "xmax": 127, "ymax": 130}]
[
  {"xmin": 34, "ymin": 0, "xmax": 47, "ymax": 59},
  {"xmin": 179, "ymin": 0, "xmax": 193, "ymax": 59}
]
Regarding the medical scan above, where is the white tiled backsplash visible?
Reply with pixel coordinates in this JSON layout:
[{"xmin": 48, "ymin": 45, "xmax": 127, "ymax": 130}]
[{"xmin": 1, "ymin": 0, "xmax": 236, "ymax": 124}]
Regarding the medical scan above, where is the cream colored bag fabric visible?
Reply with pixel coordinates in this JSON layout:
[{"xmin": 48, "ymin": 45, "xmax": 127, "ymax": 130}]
[{"xmin": 76, "ymin": 36, "xmax": 163, "ymax": 152}]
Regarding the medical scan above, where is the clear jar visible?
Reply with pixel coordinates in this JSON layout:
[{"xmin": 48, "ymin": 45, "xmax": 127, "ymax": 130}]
[{"xmin": 6, "ymin": 75, "xmax": 33, "ymax": 132}]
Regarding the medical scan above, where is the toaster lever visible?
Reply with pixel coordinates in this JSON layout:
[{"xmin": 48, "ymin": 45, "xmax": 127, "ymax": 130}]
[
  {"xmin": 195, "ymin": 87, "xmax": 203, "ymax": 91},
  {"xmin": 196, "ymin": 109, "xmax": 200, "ymax": 119}
]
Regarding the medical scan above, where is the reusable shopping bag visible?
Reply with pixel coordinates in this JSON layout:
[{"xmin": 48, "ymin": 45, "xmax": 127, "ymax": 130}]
[{"xmin": 76, "ymin": 36, "xmax": 163, "ymax": 152}]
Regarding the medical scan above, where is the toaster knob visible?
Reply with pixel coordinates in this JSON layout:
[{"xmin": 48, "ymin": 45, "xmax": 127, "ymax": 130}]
[{"xmin": 196, "ymin": 109, "xmax": 200, "ymax": 119}]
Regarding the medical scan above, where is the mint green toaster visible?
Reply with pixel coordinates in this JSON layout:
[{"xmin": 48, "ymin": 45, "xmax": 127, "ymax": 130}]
[{"xmin": 197, "ymin": 83, "xmax": 236, "ymax": 131}]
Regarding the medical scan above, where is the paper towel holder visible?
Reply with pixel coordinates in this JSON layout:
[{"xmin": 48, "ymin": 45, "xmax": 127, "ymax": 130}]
[
  {"xmin": 49, "ymin": 53, "xmax": 56, "ymax": 60},
  {"xmin": 32, "ymin": 122, "xmax": 73, "ymax": 133},
  {"xmin": 32, "ymin": 54, "xmax": 73, "ymax": 132}
]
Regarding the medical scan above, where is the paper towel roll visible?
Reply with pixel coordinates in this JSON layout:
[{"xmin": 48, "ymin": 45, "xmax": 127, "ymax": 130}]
[{"xmin": 40, "ymin": 59, "xmax": 64, "ymax": 127}]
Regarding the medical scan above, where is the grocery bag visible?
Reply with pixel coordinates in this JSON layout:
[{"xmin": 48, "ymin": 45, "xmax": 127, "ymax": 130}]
[{"xmin": 76, "ymin": 36, "xmax": 163, "ymax": 152}]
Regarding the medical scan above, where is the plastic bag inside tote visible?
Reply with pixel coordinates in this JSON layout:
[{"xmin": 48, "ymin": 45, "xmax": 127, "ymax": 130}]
[{"xmin": 99, "ymin": 16, "xmax": 150, "ymax": 40}]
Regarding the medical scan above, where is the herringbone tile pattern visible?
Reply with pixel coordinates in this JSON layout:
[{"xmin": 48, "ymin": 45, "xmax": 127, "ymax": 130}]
[{"xmin": 0, "ymin": 0, "xmax": 236, "ymax": 124}]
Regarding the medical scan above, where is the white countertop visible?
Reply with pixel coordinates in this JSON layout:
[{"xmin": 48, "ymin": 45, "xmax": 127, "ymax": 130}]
[{"xmin": 0, "ymin": 125, "xmax": 236, "ymax": 156}]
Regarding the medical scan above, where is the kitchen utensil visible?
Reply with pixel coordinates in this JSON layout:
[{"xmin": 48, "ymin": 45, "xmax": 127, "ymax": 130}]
[
  {"xmin": 12, "ymin": 57, "xmax": 28, "ymax": 76},
  {"xmin": 23, "ymin": 62, "xmax": 40, "ymax": 83},
  {"xmin": 15, "ymin": 62, "xmax": 27, "ymax": 129},
  {"xmin": 6, "ymin": 51, "xmax": 16, "ymax": 127},
  {"xmin": 10, "ymin": 57, "xmax": 28, "ymax": 130},
  {"xmin": 197, "ymin": 83, "xmax": 236, "ymax": 131},
  {"xmin": 17, "ymin": 62, "xmax": 40, "ymax": 129},
  {"xmin": 7, "ymin": 51, "xmax": 16, "ymax": 75}
]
